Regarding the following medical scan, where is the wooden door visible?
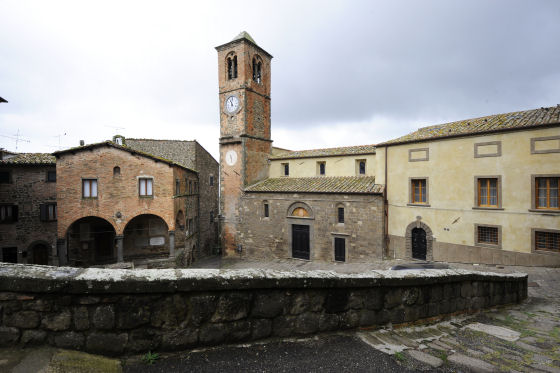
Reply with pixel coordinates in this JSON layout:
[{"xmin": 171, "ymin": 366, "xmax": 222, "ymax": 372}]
[
  {"xmin": 334, "ymin": 237, "xmax": 345, "ymax": 262},
  {"xmin": 411, "ymin": 228, "xmax": 427, "ymax": 260},
  {"xmin": 292, "ymin": 225, "xmax": 310, "ymax": 260}
]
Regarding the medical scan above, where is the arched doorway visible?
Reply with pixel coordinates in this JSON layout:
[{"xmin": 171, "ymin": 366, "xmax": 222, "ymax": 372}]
[
  {"xmin": 67, "ymin": 217, "xmax": 116, "ymax": 266},
  {"xmin": 123, "ymin": 214, "xmax": 169, "ymax": 260},
  {"xmin": 287, "ymin": 202, "xmax": 314, "ymax": 260},
  {"xmin": 411, "ymin": 228, "xmax": 427, "ymax": 260},
  {"xmin": 28, "ymin": 242, "xmax": 50, "ymax": 265}
]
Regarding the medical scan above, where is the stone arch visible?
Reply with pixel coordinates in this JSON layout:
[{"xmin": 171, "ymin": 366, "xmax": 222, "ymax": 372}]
[
  {"xmin": 226, "ymin": 51, "xmax": 238, "ymax": 80},
  {"xmin": 405, "ymin": 218, "xmax": 434, "ymax": 261},
  {"xmin": 26, "ymin": 240, "xmax": 52, "ymax": 265},
  {"xmin": 287, "ymin": 202, "xmax": 314, "ymax": 219},
  {"xmin": 66, "ymin": 216, "xmax": 117, "ymax": 266},
  {"xmin": 123, "ymin": 214, "xmax": 170, "ymax": 260}
]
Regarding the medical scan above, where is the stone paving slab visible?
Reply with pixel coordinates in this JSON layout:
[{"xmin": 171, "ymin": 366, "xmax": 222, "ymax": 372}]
[
  {"xmin": 465, "ymin": 322, "xmax": 521, "ymax": 341},
  {"xmin": 448, "ymin": 353, "xmax": 498, "ymax": 372},
  {"xmin": 406, "ymin": 349, "xmax": 443, "ymax": 368}
]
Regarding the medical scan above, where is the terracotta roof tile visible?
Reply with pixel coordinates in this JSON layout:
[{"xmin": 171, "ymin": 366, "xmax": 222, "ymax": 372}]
[
  {"xmin": 378, "ymin": 105, "xmax": 560, "ymax": 146},
  {"xmin": 245, "ymin": 176, "xmax": 383, "ymax": 194},
  {"xmin": 125, "ymin": 138, "xmax": 197, "ymax": 170},
  {"xmin": 0, "ymin": 153, "xmax": 55, "ymax": 165},
  {"xmin": 269, "ymin": 144, "xmax": 376, "ymax": 160}
]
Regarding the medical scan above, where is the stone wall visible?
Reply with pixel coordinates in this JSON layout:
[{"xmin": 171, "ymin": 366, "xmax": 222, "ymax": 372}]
[
  {"xmin": 0, "ymin": 264, "xmax": 527, "ymax": 356},
  {"xmin": 0, "ymin": 165, "xmax": 57, "ymax": 265},
  {"xmin": 238, "ymin": 192, "xmax": 384, "ymax": 262}
]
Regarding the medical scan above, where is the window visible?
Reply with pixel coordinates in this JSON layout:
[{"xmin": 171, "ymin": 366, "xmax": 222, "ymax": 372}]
[
  {"xmin": 410, "ymin": 178, "xmax": 427, "ymax": 204},
  {"xmin": 189, "ymin": 181, "xmax": 193, "ymax": 194},
  {"xmin": 475, "ymin": 224, "xmax": 501, "ymax": 248},
  {"xmin": 252, "ymin": 57, "xmax": 262, "ymax": 83},
  {"xmin": 476, "ymin": 177, "xmax": 500, "ymax": 208},
  {"xmin": 227, "ymin": 55, "xmax": 238, "ymax": 80},
  {"xmin": 356, "ymin": 160, "xmax": 366, "ymax": 175},
  {"xmin": 47, "ymin": 170, "xmax": 56, "ymax": 182},
  {"xmin": 139, "ymin": 178, "xmax": 153, "ymax": 197},
  {"xmin": 113, "ymin": 167, "xmax": 120, "ymax": 177},
  {"xmin": 283, "ymin": 163, "xmax": 289, "ymax": 176},
  {"xmin": 210, "ymin": 211, "xmax": 214, "ymax": 223},
  {"xmin": 264, "ymin": 203, "xmax": 269, "ymax": 218},
  {"xmin": 535, "ymin": 177, "xmax": 559, "ymax": 209},
  {"xmin": 188, "ymin": 218, "xmax": 193, "ymax": 234},
  {"xmin": 194, "ymin": 181, "xmax": 198, "ymax": 193},
  {"xmin": 2, "ymin": 247, "xmax": 17, "ymax": 263},
  {"xmin": 0, "ymin": 171, "xmax": 11, "ymax": 183},
  {"xmin": 534, "ymin": 230, "xmax": 560, "ymax": 252},
  {"xmin": 40, "ymin": 203, "xmax": 57, "ymax": 222},
  {"xmin": 337, "ymin": 207, "xmax": 344, "ymax": 223},
  {"xmin": 82, "ymin": 179, "xmax": 98, "ymax": 198},
  {"xmin": 0, "ymin": 205, "xmax": 18, "ymax": 223},
  {"xmin": 317, "ymin": 161, "xmax": 326, "ymax": 176},
  {"xmin": 334, "ymin": 237, "xmax": 346, "ymax": 262},
  {"xmin": 176, "ymin": 179, "xmax": 181, "ymax": 195},
  {"xmin": 210, "ymin": 175, "xmax": 214, "ymax": 186}
]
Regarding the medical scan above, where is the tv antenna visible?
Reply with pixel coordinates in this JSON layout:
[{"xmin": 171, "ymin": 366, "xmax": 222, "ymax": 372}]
[
  {"xmin": 0, "ymin": 129, "xmax": 30, "ymax": 151},
  {"xmin": 53, "ymin": 133, "xmax": 67, "ymax": 150}
]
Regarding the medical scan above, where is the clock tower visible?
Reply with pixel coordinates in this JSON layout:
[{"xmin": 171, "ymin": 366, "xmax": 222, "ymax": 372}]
[{"xmin": 216, "ymin": 32, "xmax": 272, "ymax": 256}]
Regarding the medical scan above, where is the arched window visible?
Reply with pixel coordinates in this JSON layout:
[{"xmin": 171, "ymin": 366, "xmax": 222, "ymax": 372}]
[
  {"xmin": 227, "ymin": 54, "xmax": 238, "ymax": 80},
  {"xmin": 292, "ymin": 207, "xmax": 309, "ymax": 217},
  {"xmin": 252, "ymin": 57, "xmax": 262, "ymax": 84},
  {"xmin": 113, "ymin": 166, "xmax": 120, "ymax": 177}
]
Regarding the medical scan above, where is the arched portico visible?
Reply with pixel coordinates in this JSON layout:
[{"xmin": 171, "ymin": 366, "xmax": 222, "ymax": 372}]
[
  {"xmin": 66, "ymin": 216, "xmax": 117, "ymax": 266},
  {"xmin": 405, "ymin": 218, "xmax": 434, "ymax": 261},
  {"xmin": 26, "ymin": 240, "xmax": 51, "ymax": 265},
  {"xmin": 123, "ymin": 214, "xmax": 171, "ymax": 261}
]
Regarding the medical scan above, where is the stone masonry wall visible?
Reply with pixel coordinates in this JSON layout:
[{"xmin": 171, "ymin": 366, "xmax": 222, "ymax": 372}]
[
  {"xmin": 0, "ymin": 264, "xmax": 527, "ymax": 356},
  {"xmin": 0, "ymin": 165, "xmax": 57, "ymax": 264},
  {"xmin": 238, "ymin": 192, "xmax": 384, "ymax": 262}
]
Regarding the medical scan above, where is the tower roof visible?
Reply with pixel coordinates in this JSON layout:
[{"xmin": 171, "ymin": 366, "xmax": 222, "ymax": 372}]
[{"xmin": 232, "ymin": 31, "xmax": 256, "ymax": 44}]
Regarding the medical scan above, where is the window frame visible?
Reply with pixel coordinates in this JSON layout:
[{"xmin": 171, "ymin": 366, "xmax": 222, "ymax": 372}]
[
  {"xmin": 531, "ymin": 175, "xmax": 560, "ymax": 212},
  {"xmin": 282, "ymin": 163, "xmax": 289, "ymax": 176},
  {"xmin": 82, "ymin": 178, "xmax": 98, "ymax": 199},
  {"xmin": 317, "ymin": 161, "xmax": 326, "ymax": 176},
  {"xmin": 337, "ymin": 207, "xmax": 345, "ymax": 224},
  {"xmin": 531, "ymin": 228, "xmax": 560, "ymax": 254},
  {"xmin": 334, "ymin": 237, "xmax": 346, "ymax": 262},
  {"xmin": 46, "ymin": 170, "xmax": 57, "ymax": 182},
  {"xmin": 0, "ymin": 204, "xmax": 18, "ymax": 224},
  {"xmin": 408, "ymin": 177, "xmax": 429, "ymax": 206},
  {"xmin": 474, "ymin": 223, "xmax": 502, "ymax": 249},
  {"xmin": 138, "ymin": 177, "xmax": 154, "ymax": 197},
  {"xmin": 474, "ymin": 176, "xmax": 502, "ymax": 209},
  {"xmin": 175, "ymin": 179, "xmax": 181, "ymax": 195},
  {"xmin": 209, "ymin": 175, "xmax": 214, "ymax": 186},
  {"xmin": 356, "ymin": 159, "xmax": 366, "ymax": 176},
  {"xmin": 264, "ymin": 202, "xmax": 269, "ymax": 218},
  {"xmin": 40, "ymin": 203, "xmax": 57, "ymax": 222}
]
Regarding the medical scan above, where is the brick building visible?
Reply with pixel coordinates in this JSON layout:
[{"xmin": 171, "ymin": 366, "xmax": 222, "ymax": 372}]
[
  {"xmin": 53, "ymin": 138, "xmax": 218, "ymax": 266},
  {"xmin": 0, "ymin": 152, "xmax": 57, "ymax": 265}
]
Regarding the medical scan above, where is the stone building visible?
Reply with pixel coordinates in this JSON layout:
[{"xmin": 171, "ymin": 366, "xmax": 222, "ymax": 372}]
[
  {"xmin": 217, "ymin": 32, "xmax": 386, "ymax": 262},
  {"xmin": 0, "ymin": 152, "xmax": 57, "ymax": 264},
  {"xmin": 53, "ymin": 138, "xmax": 218, "ymax": 266}
]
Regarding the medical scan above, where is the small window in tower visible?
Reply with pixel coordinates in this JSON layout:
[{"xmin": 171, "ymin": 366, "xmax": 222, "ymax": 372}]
[
  {"xmin": 210, "ymin": 175, "xmax": 214, "ymax": 186},
  {"xmin": 252, "ymin": 57, "xmax": 262, "ymax": 84},
  {"xmin": 264, "ymin": 202, "xmax": 269, "ymax": 218},
  {"xmin": 233, "ymin": 56, "xmax": 238, "ymax": 78},
  {"xmin": 113, "ymin": 166, "xmax": 120, "ymax": 177}
]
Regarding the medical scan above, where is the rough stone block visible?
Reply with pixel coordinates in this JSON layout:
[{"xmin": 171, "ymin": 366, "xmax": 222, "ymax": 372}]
[
  {"xmin": 272, "ymin": 315, "xmax": 297, "ymax": 337},
  {"xmin": 5, "ymin": 310, "xmax": 40, "ymax": 329},
  {"xmin": 461, "ymin": 283, "xmax": 473, "ymax": 298},
  {"xmin": 151, "ymin": 295, "xmax": 188, "ymax": 329},
  {"xmin": 228, "ymin": 320, "xmax": 252, "ymax": 342},
  {"xmin": 0, "ymin": 326, "xmax": 19, "ymax": 346},
  {"xmin": 86, "ymin": 332, "xmax": 128, "ymax": 356},
  {"xmin": 127, "ymin": 329, "xmax": 162, "ymax": 353},
  {"xmin": 318, "ymin": 313, "xmax": 339, "ymax": 332},
  {"xmin": 21, "ymin": 330, "xmax": 47, "ymax": 345},
  {"xmin": 93, "ymin": 305, "xmax": 115, "ymax": 330},
  {"xmin": 359, "ymin": 309, "xmax": 377, "ymax": 326},
  {"xmin": 339, "ymin": 310, "xmax": 360, "ymax": 329},
  {"xmin": 363, "ymin": 289, "xmax": 384, "ymax": 310},
  {"xmin": 116, "ymin": 296, "xmax": 152, "ymax": 329},
  {"xmin": 23, "ymin": 299, "xmax": 52, "ymax": 312},
  {"xmin": 384, "ymin": 288, "xmax": 403, "ymax": 309},
  {"xmin": 252, "ymin": 292, "xmax": 284, "ymax": 318},
  {"xmin": 431, "ymin": 286, "xmax": 443, "ymax": 302},
  {"xmin": 294, "ymin": 313, "xmax": 321, "ymax": 335},
  {"xmin": 251, "ymin": 319, "xmax": 272, "ymax": 340},
  {"xmin": 42, "ymin": 310, "xmax": 72, "ymax": 331},
  {"xmin": 55, "ymin": 331, "xmax": 85, "ymax": 350},
  {"xmin": 200, "ymin": 323, "xmax": 227, "ymax": 345},
  {"xmin": 161, "ymin": 328, "xmax": 198, "ymax": 350},
  {"xmin": 324, "ymin": 289, "xmax": 349, "ymax": 313},
  {"xmin": 73, "ymin": 306, "xmax": 89, "ymax": 331},
  {"xmin": 211, "ymin": 292, "xmax": 251, "ymax": 322},
  {"xmin": 402, "ymin": 288, "xmax": 419, "ymax": 306}
]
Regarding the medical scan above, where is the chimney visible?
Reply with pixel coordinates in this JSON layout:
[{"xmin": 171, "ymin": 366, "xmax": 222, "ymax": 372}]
[{"xmin": 80, "ymin": 140, "xmax": 85, "ymax": 146}]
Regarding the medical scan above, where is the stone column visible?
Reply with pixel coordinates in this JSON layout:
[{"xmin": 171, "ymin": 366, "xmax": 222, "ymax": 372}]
[
  {"xmin": 56, "ymin": 238, "xmax": 67, "ymax": 266},
  {"xmin": 169, "ymin": 230, "xmax": 175, "ymax": 258},
  {"xmin": 115, "ymin": 235, "xmax": 124, "ymax": 263}
]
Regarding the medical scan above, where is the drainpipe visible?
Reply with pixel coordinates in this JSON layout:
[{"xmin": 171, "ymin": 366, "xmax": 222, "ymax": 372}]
[
  {"xmin": 169, "ymin": 230, "xmax": 175, "ymax": 258},
  {"xmin": 384, "ymin": 146, "xmax": 391, "ymax": 259}
]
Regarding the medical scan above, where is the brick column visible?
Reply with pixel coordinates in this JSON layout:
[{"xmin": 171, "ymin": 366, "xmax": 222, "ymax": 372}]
[
  {"xmin": 115, "ymin": 235, "xmax": 124, "ymax": 263},
  {"xmin": 169, "ymin": 231, "xmax": 175, "ymax": 258},
  {"xmin": 56, "ymin": 238, "xmax": 67, "ymax": 266}
]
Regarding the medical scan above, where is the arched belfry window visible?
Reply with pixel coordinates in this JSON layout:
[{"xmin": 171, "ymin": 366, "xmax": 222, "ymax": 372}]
[
  {"xmin": 252, "ymin": 56, "xmax": 262, "ymax": 84},
  {"xmin": 227, "ymin": 54, "xmax": 238, "ymax": 80}
]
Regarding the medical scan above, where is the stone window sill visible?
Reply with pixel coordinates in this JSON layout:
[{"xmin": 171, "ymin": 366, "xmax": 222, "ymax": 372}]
[
  {"xmin": 474, "ymin": 243, "xmax": 502, "ymax": 250},
  {"xmin": 528, "ymin": 209, "xmax": 560, "ymax": 214},
  {"xmin": 472, "ymin": 207, "xmax": 504, "ymax": 211},
  {"xmin": 407, "ymin": 203, "xmax": 431, "ymax": 207},
  {"xmin": 534, "ymin": 249, "xmax": 560, "ymax": 255},
  {"xmin": 330, "ymin": 232, "xmax": 350, "ymax": 236}
]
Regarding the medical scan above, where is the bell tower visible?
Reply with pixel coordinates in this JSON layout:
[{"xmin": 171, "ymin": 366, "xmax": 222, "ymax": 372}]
[{"xmin": 216, "ymin": 31, "xmax": 273, "ymax": 256}]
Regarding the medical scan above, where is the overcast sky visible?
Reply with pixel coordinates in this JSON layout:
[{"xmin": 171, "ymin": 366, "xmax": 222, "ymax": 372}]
[{"xmin": 1, "ymin": 0, "xmax": 559, "ymax": 159}]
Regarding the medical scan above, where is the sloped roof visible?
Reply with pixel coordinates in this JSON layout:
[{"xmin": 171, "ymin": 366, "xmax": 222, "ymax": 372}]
[
  {"xmin": 269, "ymin": 144, "xmax": 376, "ymax": 160},
  {"xmin": 125, "ymin": 138, "xmax": 197, "ymax": 170},
  {"xmin": 232, "ymin": 31, "xmax": 256, "ymax": 44},
  {"xmin": 245, "ymin": 176, "xmax": 383, "ymax": 194},
  {"xmin": 53, "ymin": 141, "xmax": 196, "ymax": 173},
  {"xmin": 0, "ymin": 153, "xmax": 55, "ymax": 165},
  {"xmin": 378, "ymin": 105, "xmax": 560, "ymax": 146}
]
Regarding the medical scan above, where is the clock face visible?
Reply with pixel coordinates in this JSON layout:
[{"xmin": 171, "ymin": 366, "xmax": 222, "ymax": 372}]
[
  {"xmin": 225, "ymin": 150, "xmax": 238, "ymax": 166},
  {"xmin": 225, "ymin": 95, "xmax": 240, "ymax": 114}
]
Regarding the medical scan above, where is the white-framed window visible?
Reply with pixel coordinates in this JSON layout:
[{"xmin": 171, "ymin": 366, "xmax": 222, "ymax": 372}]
[
  {"xmin": 82, "ymin": 179, "xmax": 98, "ymax": 198},
  {"xmin": 139, "ymin": 178, "xmax": 153, "ymax": 197}
]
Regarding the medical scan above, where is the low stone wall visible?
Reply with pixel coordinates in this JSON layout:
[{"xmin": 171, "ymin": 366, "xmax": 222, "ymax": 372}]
[{"xmin": 0, "ymin": 264, "xmax": 527, "ymax": 356}]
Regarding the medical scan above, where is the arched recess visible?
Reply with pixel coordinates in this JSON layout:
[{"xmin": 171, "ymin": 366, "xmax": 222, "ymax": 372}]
[
  {"xmin": 226, "ymin": 52, "xmax": 238, "ymax": 80},
  {"xmin": 123, "ymin": 214, "xmax": 170, "ymax": 260},
  {"xmin": 26, "ymin": 240, "xmax": 51, "ymax": 265},
  {"xmin": 176, "ymin": 210, "xmax": 185, "ymax": 231},
  {"xmin": 287, "ymin": 202, "xmax": 314, "ymax": 219},
  {"xmin": 405, "ymin": 219, "xmax": 434, "ymax": 261},
  {"xmin": 66, "ymin": 216, "xmax": 117, "ymax": 266},
  {"xmin": 252, "ymin": 54, "xmax": 263, "ymax": 83}
]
